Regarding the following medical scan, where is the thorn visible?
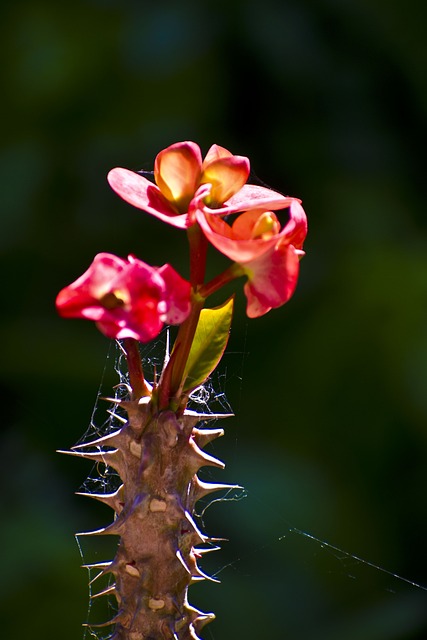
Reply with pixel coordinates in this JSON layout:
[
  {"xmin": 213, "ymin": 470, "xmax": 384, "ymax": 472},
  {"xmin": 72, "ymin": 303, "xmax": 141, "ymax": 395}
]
[
  {"xmin": 88, "ymin": 570, "xmax": 108, "ymax": 585},
  {"xmin": 176, "ymin": 549, "xmax": 191, "ymax": 574},
  {"xmin": 193, "ymin": 545, "xmax": 221, "ymax": 556},
  {"xmin": 82, "ymin": 611, "xmax": 123, "ymax": 628},
  {"xmin": 82, "ymin": 561, "xmax": 112, "ymax": 571},
  {"xmin": 89, "ymin": 562, "xmax": 113, "ymax": 584},
  {"xmin": 184, "ymin": 511, "xmax": 207, "ymax": 545},
  {"xmin": 107, "ymin": 409, "xmax": 127, "ymax": 423},
  {"xmin": 194, "ymin": 612, "xmax": 216, "ymax": 632},
  {"xmin": 76, "ymin": 518, "xmax": 123, "ymax": 537},
  {"xmin": 191, "ymin": 565, "xmax": 220, "ymax": 584},
  {"xmin": 192, "ymin": 427, "xmax": 224, "ymax": 449},
  {"xmin": 184, "ymin": 410, "xmax": 234, "ymax": 420},
  {"xmin": 91, "ymin": 584, "xmax": 116, "ymax": 599},
  {"xmin": 71, "ymin": 429, "xmax": 123, "ymax": 449},
  {"xmin": 58, "ymin": 448, "xmax": 123, "ymax": 474},
  {"xmin": 207, "ymin": 536, "xmax": 228, "ymax": 543},
  {"xmin": 75, "ymin": 486, "xmax": 124, "ymax": 511},
  {"xmin": 85, "ymin": 563, "xmax": 114, "ymax": 585},
  {"xmin": 99, "ymin": 396, "xmax": 124, "ymax": 404},
  {"xmin": 58, "ymin": 448, "xmax": 117, "ymax": 461},
  {"xmin": 76, "ymin": 527, "xmax": 108, "ymax": 537},
  {"xmin": 184, "ymin": 603, "xmax": 215, "ymax": 635},
  {"xmin": 188, "ymin": 441, "xmax": 225, "ymax": 471},
  {"xmin": 192, "ymin": 478, "xmax": 242, "ymax": 502},
  {"xmin": 112, "ymin": 381, "xmax": 132, "ymax": 396}
]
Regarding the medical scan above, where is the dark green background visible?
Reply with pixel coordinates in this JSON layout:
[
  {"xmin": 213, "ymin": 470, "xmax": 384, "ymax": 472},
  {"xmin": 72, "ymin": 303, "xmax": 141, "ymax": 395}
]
[{"xmin": 3, "ymin": 0, "xmax": 427, "ymax": 638}]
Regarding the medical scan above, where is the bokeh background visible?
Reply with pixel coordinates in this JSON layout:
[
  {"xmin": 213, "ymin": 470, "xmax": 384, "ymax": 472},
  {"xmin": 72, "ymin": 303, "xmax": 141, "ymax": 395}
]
[{"xmin": 3, "ymin": 0, "xmax": 427, "ymax": 638}]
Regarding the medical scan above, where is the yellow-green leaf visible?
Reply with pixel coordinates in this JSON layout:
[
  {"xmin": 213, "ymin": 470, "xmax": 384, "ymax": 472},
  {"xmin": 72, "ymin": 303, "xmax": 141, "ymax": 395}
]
[{"xmin": 182, "ymin": 296, "xmax": 234, "ymax": 393}]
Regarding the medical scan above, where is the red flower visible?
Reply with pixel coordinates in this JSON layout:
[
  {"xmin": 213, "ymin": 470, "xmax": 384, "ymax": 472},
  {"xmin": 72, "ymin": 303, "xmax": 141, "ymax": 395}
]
[
  {"xmin": 196, "ymin": 201, "xmax": 307, "ymax": 317},
  {"xmin": 56, "ymin": 253, "xmax": 191, "ymax": 342},
  {"xmin": 107, "ymin": 141, "xmax": 292, "ymax": 228}
]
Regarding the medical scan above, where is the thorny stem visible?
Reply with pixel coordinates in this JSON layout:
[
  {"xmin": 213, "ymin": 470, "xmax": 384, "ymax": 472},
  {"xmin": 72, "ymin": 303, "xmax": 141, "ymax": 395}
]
[{"xmin": 123, "ymin": 338, "xmax": 151, "ymax": 401}]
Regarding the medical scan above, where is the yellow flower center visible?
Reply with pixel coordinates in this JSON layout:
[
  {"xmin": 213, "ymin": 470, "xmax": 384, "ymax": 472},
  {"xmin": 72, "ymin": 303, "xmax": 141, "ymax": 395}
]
[{"xmin": 251, "ymin": 212, "xmax": 280, "ymax": 239}]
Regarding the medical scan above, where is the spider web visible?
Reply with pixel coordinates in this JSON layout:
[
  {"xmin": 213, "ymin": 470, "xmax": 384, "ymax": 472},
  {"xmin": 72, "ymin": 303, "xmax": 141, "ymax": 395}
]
[
  {"xmin": 73, "ymin": 333, "xmax": 427, "ymax": 640},
  {"xmin": 73, "ymin": 332, "xmax": 241, "ymax": 639}
]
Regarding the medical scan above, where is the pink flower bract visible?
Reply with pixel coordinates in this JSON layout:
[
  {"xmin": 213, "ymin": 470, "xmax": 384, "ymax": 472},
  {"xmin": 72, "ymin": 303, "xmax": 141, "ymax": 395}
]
[
  {"xmin": 196, "ymin": 201, "xmax": 307, "ymax": 317},
  {"xmin": 107, "ymin": 141, "xmax": 294, "ymax": 228},
  {"xmin": 56, "ymin": 253, "xmax": 191, "ymax": 342}
]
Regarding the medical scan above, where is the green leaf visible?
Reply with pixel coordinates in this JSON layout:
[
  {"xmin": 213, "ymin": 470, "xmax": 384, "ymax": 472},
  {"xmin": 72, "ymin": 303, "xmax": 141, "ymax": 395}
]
[{"xmin": 182, "ymin": 296, "xmax": 234, "ymax": 393}]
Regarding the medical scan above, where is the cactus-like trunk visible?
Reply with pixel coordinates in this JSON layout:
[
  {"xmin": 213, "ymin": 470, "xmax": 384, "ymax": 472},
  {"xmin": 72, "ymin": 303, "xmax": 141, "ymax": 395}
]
[{"xmin": 62, "ymin": 396, "xmax": 234, "ymax": 639}]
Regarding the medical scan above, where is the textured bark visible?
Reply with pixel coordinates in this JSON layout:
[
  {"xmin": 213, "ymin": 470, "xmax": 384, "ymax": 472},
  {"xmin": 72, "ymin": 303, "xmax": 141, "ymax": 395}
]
[{"xmin": 63, "ymin": 397, "xmax": 234, "ymax": 640}]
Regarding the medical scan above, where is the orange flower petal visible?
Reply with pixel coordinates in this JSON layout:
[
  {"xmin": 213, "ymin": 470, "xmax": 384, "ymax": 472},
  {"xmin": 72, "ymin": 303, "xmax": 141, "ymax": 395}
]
[
  {"xmin": 154, "ymin": 141, "xmax": 202, "ymax": 212},
  {"xmin": 231, "ymin": 209, "xmax": 280, "ymax": 240},
  {"xmin": 202, "ymin": 144, "xmax": 233, "ymax": 167},
  {"xmin": 201, "ymin": 155, "xmax": 250, "ymax": 206}
]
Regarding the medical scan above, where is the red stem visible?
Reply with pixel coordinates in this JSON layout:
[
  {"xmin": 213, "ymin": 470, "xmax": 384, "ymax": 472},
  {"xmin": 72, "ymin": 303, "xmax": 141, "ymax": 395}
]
[
  {"xmin": 198, "ymin": 262, "xmax": 244, "ymax": 299},
  {"xmin": 158, "ymin": 224, "xmax": 208, "ymax": 408},
  {"xmin": 188, "ymin": 224, "xmax": 208, "ymax": 287},
  {"xmin": 123, "ymin": 338, "xmax": 151, "ymax": 401}
]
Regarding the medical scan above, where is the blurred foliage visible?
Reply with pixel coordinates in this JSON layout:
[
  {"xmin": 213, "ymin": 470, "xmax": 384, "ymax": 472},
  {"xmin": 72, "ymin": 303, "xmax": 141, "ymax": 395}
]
[{"xmin": 2, "ymin": 0, "xmax": 427, "ymax": 638}]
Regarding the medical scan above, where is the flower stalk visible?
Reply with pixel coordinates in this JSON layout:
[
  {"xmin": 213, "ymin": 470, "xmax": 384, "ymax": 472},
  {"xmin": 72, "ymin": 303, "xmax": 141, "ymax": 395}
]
[
  {"xmin": 122, "ymin": 338, "xmax": 150, "ymax": 401},
  {"xmin": 163, "ymin": 295, "xmax": 206, "ymax": 410},
  {"xmin": 198, "ymin": 263, "xmax": 244, "ymax": 299}
]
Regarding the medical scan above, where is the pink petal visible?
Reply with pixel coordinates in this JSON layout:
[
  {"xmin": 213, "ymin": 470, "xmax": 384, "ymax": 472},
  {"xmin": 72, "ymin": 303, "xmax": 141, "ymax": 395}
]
[
  {"xmin": 157, "ymin": 264, "xmax": 191, "ymax": 325},
  {"xmin": 154, "ymin": 141, "xmax": 202, "ymax": 211},
  {"xmin": 56, "ymin": 253, "xmax": 127, "ymax": 318},
  {"xmin": 196, "ymin": 210, "xmax": 279, "ymax": 263},
  {"xmin": 282, "ymin": 200, "xmax": 308, "ymax": 249},
  {"xmin": 243, "ymin": 243, "xmax": 301, "ymax": 318},
  {"xmin": 97, "ymin": 312, "xmax": 163, "ymax": 342},
  {"xmin": 107, "ymin": 168, "xmax": 190, "ymax": 228},
  {"xmin": 210, "ymin": 184, "xmax": 298, "ymax": 216}
]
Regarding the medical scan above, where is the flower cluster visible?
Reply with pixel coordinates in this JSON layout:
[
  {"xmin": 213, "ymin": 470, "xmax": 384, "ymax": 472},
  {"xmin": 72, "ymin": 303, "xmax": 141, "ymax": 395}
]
[
  {"xmin": 196, "ymin": 200, "xmax": 306, "ymax": 317},
  {"xmin": 107, "ymin": 141, "xmax": 293, "ymax": 228},
  {"xmin": 57, "ymin": 141, "xmax": 307, "ymax": 342},
  {"xmin": 56, "ymin": 253, "xmax": 190, "ymax": 342}
]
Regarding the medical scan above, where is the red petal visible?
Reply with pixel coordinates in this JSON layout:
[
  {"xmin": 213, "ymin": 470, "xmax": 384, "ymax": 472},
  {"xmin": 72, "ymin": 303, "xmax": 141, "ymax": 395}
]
[
  {"xmin": 243, "ymin": 243, "xmax": 301, "ymax": 318},
  {"xmin": 56, "ymin": 253, "xmax": 127, "ymax": 318},
  {"xmin": 282, "ymin": 200, "xmax": 308, "ymax": 249},
  {"xmin": 196, "ymin": 210, "xmax": 278, "ymax": 263},
  {"xmin": 157, "ymin": 264, "xmax": 191, "ymax": 325}
]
